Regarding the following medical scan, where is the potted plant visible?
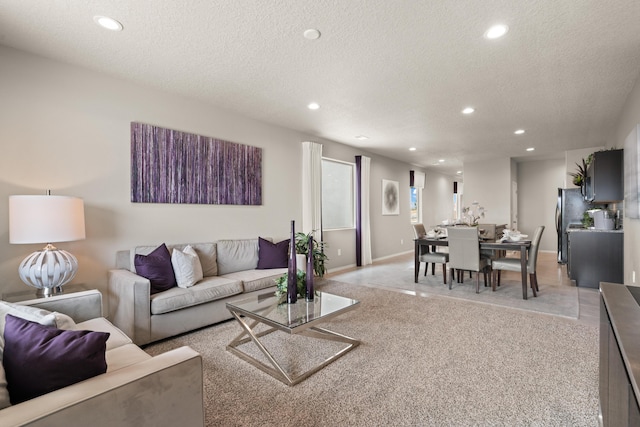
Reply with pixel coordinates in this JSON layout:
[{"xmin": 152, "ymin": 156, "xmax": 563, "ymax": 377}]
[
  {"xmin": 294, "ymin": 231, "xmax": 328, "ymax": 277},
  {"xmin": 274, "ymin": 270, "xmax": 307, "ymax": 298},
  {"xmin": 569, "ymin": 157, "xmax": 590, "ymax": 187}
]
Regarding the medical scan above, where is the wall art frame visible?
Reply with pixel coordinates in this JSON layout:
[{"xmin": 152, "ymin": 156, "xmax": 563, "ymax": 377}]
[
  {"xmin": 131, "ymin": 122, "xmax": 262, "ymax": 205},
  {"xmin": 381, "ymin": 179, "xmax": 399, "ymax": 215}
]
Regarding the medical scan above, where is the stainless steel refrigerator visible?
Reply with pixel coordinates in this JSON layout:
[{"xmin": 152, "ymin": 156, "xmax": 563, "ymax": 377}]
[{"xmin": 556, "ymin": 188, "xmax": 591, "ymax": 264}]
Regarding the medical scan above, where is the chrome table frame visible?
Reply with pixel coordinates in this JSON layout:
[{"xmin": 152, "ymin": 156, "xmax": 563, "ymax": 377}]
[
  {"xmin": 226, "ymin": 291, "xmax": 360, "ymax": 386},
  {"xmin": 415, "ymin": 237, "xmax": 533, "ymax": 299}
]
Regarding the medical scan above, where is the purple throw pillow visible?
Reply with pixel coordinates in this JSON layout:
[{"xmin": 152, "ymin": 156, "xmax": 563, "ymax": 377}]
[
  {"xmin": 3, "ymin": 314, "xmax": 110, "ymax": 405},
  {"xmin": 257, "ymin": 237, "xmax": 290, "ymax": 269},
  {"xmin": 134, "ymin": 243, "xmax": 177, "ymax": 294}
]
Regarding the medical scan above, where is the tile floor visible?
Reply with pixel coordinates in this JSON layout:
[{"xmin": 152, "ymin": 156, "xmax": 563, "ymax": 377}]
[{"xmin": 326, "ymin": 250, "xmax": 601, "ymax": 327}]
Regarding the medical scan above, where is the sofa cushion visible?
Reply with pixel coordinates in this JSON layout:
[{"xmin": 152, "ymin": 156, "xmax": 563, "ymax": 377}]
[
  {"xmin": 0, "ymin": 301, "xmax": 77, "ymax": 410},
  {"xmin": 134, "ymin": 243, "xmax": 177, "ymax": 294},
  {"xmin": 220, "ymin": 268, "xmax": 287, "ymax": 293},
  {"xmin": 132, "ymin": 243, "xmax": 217, "ymax": 277},
  {"xmin": 150, "ymin": 276, "xmax": 243, "ymax": 315},
  {"xmin": 171, "ymin": 245, "xmax": 204, "ymax": 288},
  {"xmin": 3, "ymin": 314, "xmax": 109, "ymax": 405},
  {"xmin": 76, "ymin": 317, "xmax": 132, "ymax": 351},
  {"xmin": 257, "ymin": 237, "xmax": 290, "ymax": 269},
  {"xmin": 217, "ymin": 238, "xmax": 263, "ymax": 275}
]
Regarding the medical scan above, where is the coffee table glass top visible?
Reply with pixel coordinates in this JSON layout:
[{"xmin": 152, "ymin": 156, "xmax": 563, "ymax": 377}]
[{"xmin": 226, "ymin": 291, "xmax": 359, "ymax": 330}]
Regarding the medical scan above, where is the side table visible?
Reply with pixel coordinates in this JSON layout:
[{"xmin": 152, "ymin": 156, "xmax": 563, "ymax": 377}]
[{"xmin": 1, "ymin": 284, "xmax": 91, "ymax": 304}]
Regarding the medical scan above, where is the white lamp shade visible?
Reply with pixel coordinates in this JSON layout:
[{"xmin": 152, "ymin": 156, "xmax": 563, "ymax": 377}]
[{"xmin": 9, "ymin": 195, "xmax": 86, "ymax": 244}]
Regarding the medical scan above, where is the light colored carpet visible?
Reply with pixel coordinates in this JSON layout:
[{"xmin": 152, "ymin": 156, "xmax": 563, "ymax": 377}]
[{"xmin": 145, "ymin": 281, "xmax": 599, "ymax": 426}]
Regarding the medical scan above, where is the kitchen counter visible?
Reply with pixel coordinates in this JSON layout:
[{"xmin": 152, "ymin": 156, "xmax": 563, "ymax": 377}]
[
  {"xmin": 567, "ymin": 228, "xmax": 623, "ymax": 233},
  {"xmin": 568, "ymin": 229, "xmax": 623, "ymax": 287},
  {"xmin": 600, "ymin": 283, "xmax": 640, "ymax": 425}
]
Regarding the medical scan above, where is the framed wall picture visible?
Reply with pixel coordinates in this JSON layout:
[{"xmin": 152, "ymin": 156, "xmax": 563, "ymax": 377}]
[
  {"xmin": 382, "ymin": 179, "xmax": 399, "ymax": 215},
  {"xmin": 130, "ymin": 122, "xmax": 262, "ymax": 205}
]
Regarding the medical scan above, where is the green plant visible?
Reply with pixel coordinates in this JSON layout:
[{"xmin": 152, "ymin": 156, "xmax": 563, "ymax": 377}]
[
  {"xmin": 294, "ymin": 231, "xmax": 328, "ymax": 277},
  {"xmin": 568, "ymin": 158, "xmax": 589, "ymax": 187},
  {"xmin": 274, "ymin": 270, "xmax": 307, "ymax": 298},
  {"xmin": 581, "ymin": 211, "xmax": 594, "ymax": 228}
]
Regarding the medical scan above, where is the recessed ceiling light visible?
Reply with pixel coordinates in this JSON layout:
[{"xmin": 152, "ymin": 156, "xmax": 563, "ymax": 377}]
[
  {"xmin": 355, "ymin": 135, "xmax": 369, "ymax": 140},
  {"xmin": 438, "ymin": 159, "xmax": 445, "ymax": 163},
  {"xmin": 303, "ymin": 29, "xmax": 321, "ymax": 40},
  {"xmin": 456, "ymin": 171, "xmax": 462, "ymax": 175},
  {"xmin": 484, "ymin": 24, "xmax": 508, "ymax": 39},
  {"xmin": 93, "ymin": 15, "xmax": 123, "ymax": 31},
  {"xmin": 514, "ymin": 129, "xmax": 525, "ymax": 135},
  {"xmin": 462, "ymin": 107, "xmax": 475, "ymax": 114},
  {"xmin": 307, "ymin": 102, "xmax": 320, "ymax": 110},
  {"xmin": 526, "ymin": 147, "xmax": 535, "ymax": 152},
  {"xmin": 408, "ymin": 147, "xmax": 417, "ymax": 151}
]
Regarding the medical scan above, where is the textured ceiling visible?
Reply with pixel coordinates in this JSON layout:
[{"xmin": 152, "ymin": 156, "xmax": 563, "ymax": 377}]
[{"xmin": 2, "ymin": 0, "xmax": 640, "ymax": 176}]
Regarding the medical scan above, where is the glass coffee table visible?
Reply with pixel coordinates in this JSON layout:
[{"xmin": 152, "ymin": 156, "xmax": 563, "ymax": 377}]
[{"xmin": 226, "ymin": 291, "xmax": 360, "ymax": 386}]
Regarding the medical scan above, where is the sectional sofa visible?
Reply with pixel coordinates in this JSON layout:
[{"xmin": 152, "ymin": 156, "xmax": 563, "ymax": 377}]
[{"xmin": 108, "ymin": 238, "xmax": 287, "ymax": 346}]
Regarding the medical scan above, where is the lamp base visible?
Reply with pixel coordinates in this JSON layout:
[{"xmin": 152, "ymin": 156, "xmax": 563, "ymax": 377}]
[
  {"xmin": 36, "ymin": 286, "xmax": 64, "ymax": 298},
  {"xmin": 18, "ymin": 244, "xmax": 78, "ymax": 295}
]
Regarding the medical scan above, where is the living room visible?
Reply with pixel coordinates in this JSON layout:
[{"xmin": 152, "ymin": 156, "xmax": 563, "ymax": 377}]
[{"xmin": 1, "ymin": 2, "xmax": 640, "ymax": 426}]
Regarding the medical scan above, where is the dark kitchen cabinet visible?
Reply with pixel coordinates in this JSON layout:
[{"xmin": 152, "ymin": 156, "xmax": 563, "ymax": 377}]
[
  {"xmin": 585, "ymin": 149, "xmax": 624, "ymax": 202},
  {"xmin": 567, "ymin": 230, "xmax": 623, "ymax": 288}
]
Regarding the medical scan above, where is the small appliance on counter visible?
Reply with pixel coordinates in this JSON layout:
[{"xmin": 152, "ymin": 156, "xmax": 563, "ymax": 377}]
[{"xmin": 590, "ymin": 209, "xmax": 616, "ymax": 230}]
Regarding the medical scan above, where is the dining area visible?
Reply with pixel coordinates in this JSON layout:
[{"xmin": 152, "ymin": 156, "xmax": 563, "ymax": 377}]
[{"xmin": 413, "ymin": 223, "xmax": 545, "ymax": 300}]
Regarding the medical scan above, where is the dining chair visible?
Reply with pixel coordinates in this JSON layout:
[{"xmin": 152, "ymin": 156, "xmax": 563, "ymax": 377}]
[
  {"xmin": 412, "ymin": 224, "xmax": 449, "ymax": 284},
  {"xmin": 491, "ymin": 226, "xmax": 545, "ymax": 293},
  {"xmin": 447, "ymin": 227, "xmax": 491, "ymax": 293}
]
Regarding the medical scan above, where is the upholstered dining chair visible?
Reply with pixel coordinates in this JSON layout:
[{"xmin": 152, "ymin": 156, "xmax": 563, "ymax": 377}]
[
  {"xmin": 412, "ymin": 224, "xmax": 449, "ymax": 284},
  {"xmin": 447, "ymin": 226, "xmax": 491, "ymax": 293},
  {"xmin": 491, "ymin": 226, "xmax": 545, "ymax": 293}
]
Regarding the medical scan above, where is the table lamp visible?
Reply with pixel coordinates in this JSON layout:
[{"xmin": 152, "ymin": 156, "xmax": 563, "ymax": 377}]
[{"xmin": 9, "ymin": 193, "xmax": 86, "ymax": 297}]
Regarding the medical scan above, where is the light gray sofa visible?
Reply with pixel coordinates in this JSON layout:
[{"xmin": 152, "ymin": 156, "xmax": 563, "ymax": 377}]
[
  {"xmin": 108, "ymin": 238, "xmax": 286, "ymax": 346},
  {"xmin": 0, "ymin": 290, "xmax": 204, "ymax": 427}
]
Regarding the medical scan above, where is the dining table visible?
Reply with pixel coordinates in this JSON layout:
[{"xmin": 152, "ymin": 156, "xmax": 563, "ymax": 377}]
[{"xmin": 414, "ymin": 237, "xmax": 534, "ymax": 300}]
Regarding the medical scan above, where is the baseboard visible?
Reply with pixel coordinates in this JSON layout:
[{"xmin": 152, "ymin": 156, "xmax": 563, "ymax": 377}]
[{"xmin": 326, "ymin": 250, "xmax": 414, "ymax": 274}]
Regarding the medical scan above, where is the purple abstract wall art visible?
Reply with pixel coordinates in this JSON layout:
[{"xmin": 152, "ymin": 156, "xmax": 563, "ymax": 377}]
[{"xmin": 131, "ymin": 122, "xmax": 262, "ymax": 205}]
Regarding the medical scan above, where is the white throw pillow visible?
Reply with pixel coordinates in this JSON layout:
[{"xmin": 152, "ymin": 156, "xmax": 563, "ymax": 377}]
[
  {"xmin": 0, "ymin": 301, "xmax": 77, "ymax": 410},
  {"xmin": 171, "ymin": 245, "xmax": 204, "ymax": 288}
]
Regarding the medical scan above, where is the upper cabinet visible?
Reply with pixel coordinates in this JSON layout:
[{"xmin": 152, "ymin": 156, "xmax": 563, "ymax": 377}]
[{"xmin": 584, "ymin": 149, "xmax": 624, "ymax": 203}]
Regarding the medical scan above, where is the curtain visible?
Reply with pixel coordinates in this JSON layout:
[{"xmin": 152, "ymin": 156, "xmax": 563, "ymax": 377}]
[
  {"xmin": 356, "ymin": 156, "xmax": 372, "ymax": 266},
  {"xmin": 302, "ymin": 141, "xmax": 323, "ymax": 238}
]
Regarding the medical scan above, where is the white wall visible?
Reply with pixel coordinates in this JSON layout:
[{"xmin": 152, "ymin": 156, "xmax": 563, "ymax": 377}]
[
  {"xmin": 0, "ymin": 46, "xmax": 416, "ymax": 295},
  {"xmin": 608, "ymin": 70, "xmax": 640, "ymax": 285},
  {"xmin": 517, "ymin": 159, "xmax": 565, "ymax": 252},
  {"xmin": 462, "ymin": 158, "xmax": 512, "ymax": 225},
  {"xmin": 423, "ymin": 170, "xmax": 456, "ymax": 228}
]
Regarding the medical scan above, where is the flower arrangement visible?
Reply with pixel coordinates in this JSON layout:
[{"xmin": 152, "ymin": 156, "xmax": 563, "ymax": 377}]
[{"xmin": 462, "ymin": 201, "xmax": 485, "ymax": 226}]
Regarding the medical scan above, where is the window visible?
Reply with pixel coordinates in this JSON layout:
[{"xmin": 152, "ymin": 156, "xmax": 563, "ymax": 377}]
[
  {"xmin": 410, "ymin": 187, "xmax": 421, "ymax": 224},
  {"xmin": 322, "ymin": 158, "xmax": 355, "ymax": 230}
]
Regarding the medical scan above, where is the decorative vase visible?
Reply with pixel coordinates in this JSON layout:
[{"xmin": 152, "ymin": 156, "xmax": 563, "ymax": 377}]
[
  {"xmin": 306, "ymin": 235, "xmax": 314, "ymax": 301},
  {"xmin": 287, "ymin": 220, "xmax": 297, "ymax": 304}
]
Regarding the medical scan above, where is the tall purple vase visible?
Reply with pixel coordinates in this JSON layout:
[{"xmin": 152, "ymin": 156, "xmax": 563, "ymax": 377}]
[
  {"xmin": 287, "ymin": 220, "xmax": 297, "ymax": 304},
  {"xmin": 306, "ymin": 236, "xmax": 314, "ymax": 301}
]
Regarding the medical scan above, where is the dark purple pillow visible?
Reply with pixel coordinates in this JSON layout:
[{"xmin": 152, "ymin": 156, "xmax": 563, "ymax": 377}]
[
  {"xmin": 3, "ymin": 314, "xmax": 110, "ymax": 405},
  {"xmin": 134, "ymin": 243, "xmax": 177, "ymax": 294},
  {"xmin": 257, "ymin": 237, "xmax": 290, "ymax": 269}
]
